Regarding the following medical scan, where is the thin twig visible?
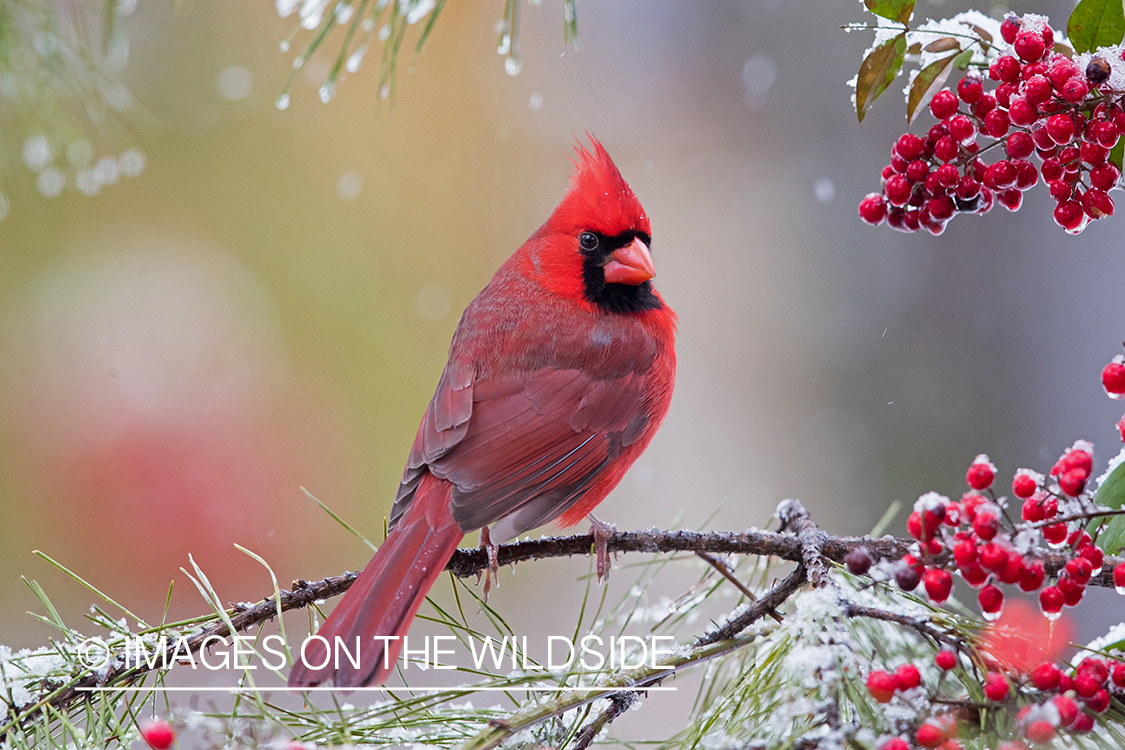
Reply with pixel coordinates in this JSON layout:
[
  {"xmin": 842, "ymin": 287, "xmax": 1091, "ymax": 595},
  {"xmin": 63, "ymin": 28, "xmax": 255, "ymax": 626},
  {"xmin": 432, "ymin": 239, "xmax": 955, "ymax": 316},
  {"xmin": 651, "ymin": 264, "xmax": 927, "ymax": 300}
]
[{"xmin": 694, "ymin": 551, "xmax": 783, "ymax": 623}]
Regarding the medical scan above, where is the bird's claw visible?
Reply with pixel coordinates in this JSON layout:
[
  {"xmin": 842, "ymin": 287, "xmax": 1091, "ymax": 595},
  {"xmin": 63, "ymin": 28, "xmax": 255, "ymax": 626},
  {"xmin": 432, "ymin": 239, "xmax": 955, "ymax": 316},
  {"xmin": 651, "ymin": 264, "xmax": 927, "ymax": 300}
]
[
  {"xmin": 589, "ymin": 514, "xmax": 617, "ymax": 585},
  {"xmin": 476, "ymin": 525, "xmax": 501, "ymax": 602}
]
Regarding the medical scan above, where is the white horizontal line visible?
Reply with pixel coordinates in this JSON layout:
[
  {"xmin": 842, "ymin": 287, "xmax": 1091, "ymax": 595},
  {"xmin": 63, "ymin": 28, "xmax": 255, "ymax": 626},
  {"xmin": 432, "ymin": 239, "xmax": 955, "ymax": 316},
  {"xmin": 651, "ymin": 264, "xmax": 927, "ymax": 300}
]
[{"xmin": 77, "ymin": 685, "xmax": 675, "ymax": 693}]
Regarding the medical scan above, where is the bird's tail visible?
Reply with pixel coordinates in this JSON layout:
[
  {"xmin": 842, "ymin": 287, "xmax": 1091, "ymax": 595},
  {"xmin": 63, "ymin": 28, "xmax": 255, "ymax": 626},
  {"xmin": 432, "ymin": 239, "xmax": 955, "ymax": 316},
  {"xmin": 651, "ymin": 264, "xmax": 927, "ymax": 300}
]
[{"xmin": 288, "ymin": 474, "xmax": 464, "ymax": 688}]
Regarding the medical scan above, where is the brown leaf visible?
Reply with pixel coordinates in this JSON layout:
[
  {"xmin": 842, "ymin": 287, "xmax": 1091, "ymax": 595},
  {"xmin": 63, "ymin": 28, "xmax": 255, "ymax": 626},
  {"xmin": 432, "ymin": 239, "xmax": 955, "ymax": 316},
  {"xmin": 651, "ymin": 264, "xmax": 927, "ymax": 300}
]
[{"xmin": 856, "ymin": 32, "xmax": 908, "ymax": 122}]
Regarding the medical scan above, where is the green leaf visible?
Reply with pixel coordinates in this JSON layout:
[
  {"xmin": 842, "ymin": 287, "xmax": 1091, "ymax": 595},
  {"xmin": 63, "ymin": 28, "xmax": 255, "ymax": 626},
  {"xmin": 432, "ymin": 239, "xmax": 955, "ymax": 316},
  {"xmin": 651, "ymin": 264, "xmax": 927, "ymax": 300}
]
[
  {"xmin": 1094, "ymin": 457, "xmax": 1125, "ymax": 553},
  {"xmin": 907, "ymin": 52, "xmax": 958, "ymax": 124},
  {"xmin": 1110, "ymin": 137, "xmax": 1124, "ymax": 171},
  {"xmin": 1067, "ymin": 0, "xmax": 1125, "ymax": 54},
  {"xmin": 856, "ymin": 32, "xmax": 908, "ymax": 123},
  {"xmin": 952, "ymin": 48, "xmax": 974, "ymax": 71},
  {"xmin": 864, "ymin": 0, "xmax": 914, "ymax": 25}
]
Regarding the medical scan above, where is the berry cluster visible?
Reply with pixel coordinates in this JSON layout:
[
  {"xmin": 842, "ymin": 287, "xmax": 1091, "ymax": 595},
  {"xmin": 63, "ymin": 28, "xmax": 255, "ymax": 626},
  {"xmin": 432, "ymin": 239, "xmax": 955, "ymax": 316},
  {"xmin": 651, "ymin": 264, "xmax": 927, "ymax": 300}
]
[
  {"xmin": 858, "ymin": 13, "xmax": 1124, "ymax": 235},
  {"xmin": 847, "ymin": 439, "xmax": 1121, "ymax": 621},
  {"xmin": 870, "ymin": 651, "xmax": 1124, "ymax": 749},
  {"xmin": 846, "ymin": 350, "xmax": 1125, "ymax": 749}
]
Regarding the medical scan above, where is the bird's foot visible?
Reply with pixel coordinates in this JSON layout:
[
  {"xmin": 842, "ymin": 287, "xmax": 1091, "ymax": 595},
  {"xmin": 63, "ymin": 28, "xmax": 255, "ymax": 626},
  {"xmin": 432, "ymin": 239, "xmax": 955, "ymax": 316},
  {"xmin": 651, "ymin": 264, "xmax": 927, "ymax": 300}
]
[
  {"xmin": 476, "ymin": 525, "xmax": 501, "ymax": 602},
  {"xmin": 588, "ymin": 514, "xmax": 617, "ymax": 585}
]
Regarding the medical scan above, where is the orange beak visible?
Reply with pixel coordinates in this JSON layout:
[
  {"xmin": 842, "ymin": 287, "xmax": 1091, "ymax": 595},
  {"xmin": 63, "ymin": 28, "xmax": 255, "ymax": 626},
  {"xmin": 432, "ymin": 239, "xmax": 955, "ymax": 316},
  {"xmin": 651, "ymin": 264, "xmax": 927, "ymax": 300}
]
[{"xmin": 602, "ymin": 237, "xmax": 655, "ymax": 285}]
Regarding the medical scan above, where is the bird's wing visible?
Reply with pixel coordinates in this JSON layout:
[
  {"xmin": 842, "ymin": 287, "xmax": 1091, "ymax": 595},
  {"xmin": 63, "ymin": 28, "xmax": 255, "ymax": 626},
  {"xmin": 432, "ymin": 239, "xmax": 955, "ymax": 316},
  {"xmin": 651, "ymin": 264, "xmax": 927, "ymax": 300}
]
[{"xmin": 391, "ymin": 364, "xmax": 648, "ymax": 540}]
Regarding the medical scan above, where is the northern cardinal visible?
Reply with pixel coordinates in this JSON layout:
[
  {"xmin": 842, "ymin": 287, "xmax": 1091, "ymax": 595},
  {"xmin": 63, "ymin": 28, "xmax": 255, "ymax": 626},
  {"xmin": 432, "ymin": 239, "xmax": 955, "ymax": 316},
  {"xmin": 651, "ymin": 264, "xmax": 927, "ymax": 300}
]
[{"xmin": 288, "ymin": 137, "xmax": 677, "ymax": 688}]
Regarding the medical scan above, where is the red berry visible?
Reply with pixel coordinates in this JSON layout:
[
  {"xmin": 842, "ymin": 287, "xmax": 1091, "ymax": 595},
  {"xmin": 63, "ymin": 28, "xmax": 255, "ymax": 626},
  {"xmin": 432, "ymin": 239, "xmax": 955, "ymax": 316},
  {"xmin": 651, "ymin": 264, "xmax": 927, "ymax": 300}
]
[
  {"xmin": 1081, "ymin": 140, "xmax": 1109, "ymax": 166},
  {"xmin": 979, "ymin": 584, "xmax": 1003, "ymax": 617},
  {"xmin": 1048, "ymin": 57, "xmax": 1080, "ymax": 89},
  {"xmin": 1011, "ymin": 472, "xmax": 1038, "ymax": 500},
  {"xmin": 974, "ymin": 510, "xmax": 1000, "ymax": 542},
  {"xmin": 983, "ymin": 109, "xmax": 1010, "ymax": 138},
  {"xmin": 1059, "ymin": 468, "xmax": 1087, "ymax": 497},
  {"xmin": 896, "ymin": 662, "xmax": 922, "ymax": 691},
  {"xmin": 1021, "ymin": 497, "xmax": 1043, "ymax": 521},
  {"xmin": 1059, "ymin": 575, "xmax": 1085, "ymax": 606},
  {"xmin": 935, "ymin": 650, "xmax": 957, "ymax": 670},
  {"xmin": 915, "ymin": 722, "xmax": 947, "ymax": 749},
  {"xmin": 1061, "ymin": 76, "xmax": 1089, "ymax": 102},
  {"xmin": 924, "ymin": 568, "xmax": 954, "ymax": 604},
  {"xmin": 1053, "ymin": 200, "xmax": 1085, "ymax": 230},
  {"xmin": 934, "ymin": 164, "xmax": 959, "ymax": 188},
  {"xmin": 948, "ymin": 115, "xmax": 975, "ymax": 144},
  {"xmin": 1086, "ymin": 688, "xmax": 1111, "ymax": 713},
  {"xmin": 957, "ymin": 76, "xmax": 983, "ymax": 104},
  {"xmin": 1000, "ymin": 16, "xmax": 1021, "ymax": 44},
  {"xmin": 1054, "ymin": 694, "xmax": 1079, "ymax": 726},
  {"xmin": 1031, "ymin": 662, "xmax": 1061, "ymax": 691},
  {"xmin": 1020, "ymin": 559, "xmax": 1046, "ymax": 592},
  {"xmin": 1075, "ymin": 671, "xmax": 1102, "ymax": 698},
  {"xmin": 140, "ymin": 718, "xmax": 175, "ymax": 750},
  {"xmin": 1023, "ymin": 74, "xmax": 1052, "ymax": 104},
  {"xmin": 1046, "ymin": 114, "xmax": 1076, "ymax": 144},
  {"xmin": 1049, "ymin": 179, "xmax": 1074, "ymax": 202},
  {"xmin": 959, "ymin": 561, "xmax": 988, "ymax": 587},
  {"xmin": 867, "ymin": 669, "xmax": 898, "ymax": 703},
  {"xmin": 1083, "ymin": 188, "xmax": 1114, "ymax": 219},
  {"xmin": 880, "ymin": 740, "xmax": 911, "ymax": 750},
  {"xmin": 885, "ymin": 174, "xmax": 912, "ymax": 206},
  {"xmin": 991, "ymin": 55, "xmax": 1022, "ymax": 84},
  {"xmin": 1008, "ymin": 97, "xmax": 1038, "ymax": 126},
  {"xmin": 1039, "ymin": 585, "xmax": 1064, "ymax": 616},
  {"xmin": 1077, "ymin": 543, "xmax": 1103, "ymax": 570},
  {"xmin": 1073, "ymin": 712, "xmax": 1095, "ymax": 732},
  {"xmin": 953, "ymin": 540, "xmax": 978, "ymax": 567},
  {"xmin": 1040, "ymin": 157, "xmax": 1063, "ymax": 182},
  {"xmin": 906, "ymin": 159, "xmax": 930, "ymax": 183},
  {"xmin": 1090, "ymin": 120, "xmax": 1120, "ymax": 148},
  {"xmin": 1090, "ymin": 163, "xmax": 1121, "ymax": 191},
  {"xmin": 927, "ymin": 195, "xmax": 956, "ymax": 221},
  {"xmin": 1014, "ymin": 31, "xmax": 1046, "ymax": 63},
  {"xmin": 1114, "ymin": 561, "xmax": 1125, "ymax": 591},
  {"xmin": 984, "ymin": 161, "xmax": 1018, "ymax": 190},
  {"xmin": 1042, "ymin": 522, "xmax": 1067, "ymax": 545},
  {"xmin": 997, "ymin": 189, "xmax": 1022, "ymax": 211},
  {"xmin": 930, "ymin": 89, "xmax": 959, "ymax": 120},
  {"xmin": 1025, "ymin": 720, "xmax": 1055, "ymax": 744},
  {"xmin": 933, "ymin": 135, "xmax": 959, "ymax": 163},
  {"xmin": 1006, "ymin": 131, "xmax": 1034, "ymax": 159},
  {"xmin": 859, "ymin": 194, "xmax": 888, "ymax": 226},
  {"xmin": 984, "ymin": 671, "xmax": 1009, "ymax": 701},
  {"xmin": 895, "ymin": 133, "xmax": 925, "ymax": 161},
  {"xmin": 1113, "ymin": 662, "xmax": 1125, "ymax": 687},
  {"xmin": 1066, "ymin": 557, "xmax": 1093, "ymax": 584},
  {"xmin": 979, "ymin": 541, "xmax": 1007, "ymax": 571}
]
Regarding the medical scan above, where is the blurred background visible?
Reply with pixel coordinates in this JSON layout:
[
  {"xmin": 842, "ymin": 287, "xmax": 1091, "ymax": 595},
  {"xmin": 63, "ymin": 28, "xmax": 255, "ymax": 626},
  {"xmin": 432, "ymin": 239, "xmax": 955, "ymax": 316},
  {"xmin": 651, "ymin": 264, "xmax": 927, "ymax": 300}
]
[{"xmin": 2, "ymin": 0, "xmax": 1124, "ymax": 737}]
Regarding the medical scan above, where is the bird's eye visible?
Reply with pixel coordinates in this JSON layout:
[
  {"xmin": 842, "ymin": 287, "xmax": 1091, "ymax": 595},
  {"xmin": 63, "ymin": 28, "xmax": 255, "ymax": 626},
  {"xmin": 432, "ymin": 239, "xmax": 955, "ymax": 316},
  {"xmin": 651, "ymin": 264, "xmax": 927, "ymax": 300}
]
[{"xmin": 578, "ymin": 232, "xmax": 599, "ymax": 252}]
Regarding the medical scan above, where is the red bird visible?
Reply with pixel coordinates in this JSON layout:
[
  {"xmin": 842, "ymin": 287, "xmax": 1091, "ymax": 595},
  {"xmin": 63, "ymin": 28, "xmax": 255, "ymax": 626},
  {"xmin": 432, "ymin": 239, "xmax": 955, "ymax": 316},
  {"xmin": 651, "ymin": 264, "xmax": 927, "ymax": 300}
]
[{"xmin": 288, "ymin": 137, "xmax": 677, "ymax": 688}]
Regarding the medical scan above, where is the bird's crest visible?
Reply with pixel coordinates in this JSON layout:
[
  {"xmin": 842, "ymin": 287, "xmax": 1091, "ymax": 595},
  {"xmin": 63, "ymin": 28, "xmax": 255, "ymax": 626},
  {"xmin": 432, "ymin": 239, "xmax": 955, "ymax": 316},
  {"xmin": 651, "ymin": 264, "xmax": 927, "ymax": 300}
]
[{"xmin": 546, "ymin": 136, "xmax": 650, "ymax": 238}]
